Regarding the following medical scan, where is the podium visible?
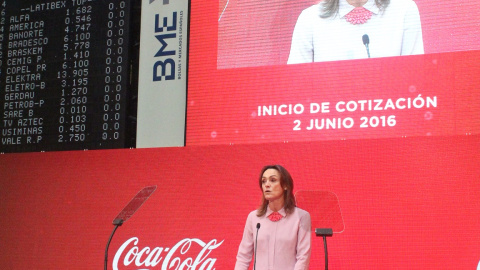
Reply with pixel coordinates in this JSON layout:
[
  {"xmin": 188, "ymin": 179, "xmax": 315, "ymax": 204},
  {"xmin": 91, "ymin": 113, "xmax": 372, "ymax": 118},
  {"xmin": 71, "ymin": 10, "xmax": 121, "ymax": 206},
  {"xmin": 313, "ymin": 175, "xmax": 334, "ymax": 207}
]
[
  {"xmin": 105, "ymin": 186, "xmax": 157, "ymax": 270},
  {"xmin": 295, "ymin": 190, "xmax": 344, "ymax": 270}
]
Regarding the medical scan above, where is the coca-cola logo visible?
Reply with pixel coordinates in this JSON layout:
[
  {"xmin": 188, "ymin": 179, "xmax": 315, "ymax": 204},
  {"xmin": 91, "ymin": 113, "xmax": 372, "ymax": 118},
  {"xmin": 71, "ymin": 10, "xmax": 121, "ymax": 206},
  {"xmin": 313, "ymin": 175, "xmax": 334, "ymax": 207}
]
[{"xmin": 113, "ymin": 237, "xmax": 224, "ymax": 270}]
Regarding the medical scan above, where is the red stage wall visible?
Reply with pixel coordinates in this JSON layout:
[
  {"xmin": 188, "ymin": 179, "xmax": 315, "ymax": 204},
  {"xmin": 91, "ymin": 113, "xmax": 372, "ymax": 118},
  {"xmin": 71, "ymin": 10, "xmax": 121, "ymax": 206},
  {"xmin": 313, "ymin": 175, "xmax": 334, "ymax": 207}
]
[{"xmin": 1, "ymin": 136, "xmax": 479, "ymax": 269}]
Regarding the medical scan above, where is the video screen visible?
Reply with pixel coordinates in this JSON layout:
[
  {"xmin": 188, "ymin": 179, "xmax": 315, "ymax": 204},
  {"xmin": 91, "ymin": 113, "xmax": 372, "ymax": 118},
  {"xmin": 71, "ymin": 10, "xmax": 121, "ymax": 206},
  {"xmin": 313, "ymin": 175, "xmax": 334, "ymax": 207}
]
[
  {"xmin": 217, "ymin": 0, "xmax": 480, "ymax": 68},
  {"xmin": 187, "ymin": 0, "xmax": 480, "ymax": 145}
]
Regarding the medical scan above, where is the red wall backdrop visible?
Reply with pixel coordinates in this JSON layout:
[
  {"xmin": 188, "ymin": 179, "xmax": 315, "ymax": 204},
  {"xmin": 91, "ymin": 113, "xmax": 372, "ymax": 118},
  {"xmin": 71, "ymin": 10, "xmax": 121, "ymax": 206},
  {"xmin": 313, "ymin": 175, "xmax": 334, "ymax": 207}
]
[{"xmin": 1, "ymin": 136, "xmax": 480, "ymax": 269}]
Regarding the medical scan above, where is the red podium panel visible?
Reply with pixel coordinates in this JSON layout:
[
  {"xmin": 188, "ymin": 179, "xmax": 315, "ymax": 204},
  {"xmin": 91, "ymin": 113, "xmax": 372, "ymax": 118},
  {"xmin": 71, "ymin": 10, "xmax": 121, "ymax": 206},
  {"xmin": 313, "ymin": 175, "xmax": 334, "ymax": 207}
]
[
  {"xmin": 113, "ymin": 185, "xmax": 157, "ymax": 224},
  {"xmin": 295, "ymin": 190, "xmax": 344, "ymax": 233}
]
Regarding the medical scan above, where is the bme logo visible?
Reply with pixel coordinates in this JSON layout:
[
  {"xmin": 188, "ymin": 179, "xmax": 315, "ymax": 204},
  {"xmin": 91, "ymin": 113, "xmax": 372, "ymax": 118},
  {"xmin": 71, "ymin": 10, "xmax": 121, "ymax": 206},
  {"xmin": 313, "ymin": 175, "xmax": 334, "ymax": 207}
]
[{"xmin": 153, "ymin": 12, "xmax": 177, "ymax": 81}]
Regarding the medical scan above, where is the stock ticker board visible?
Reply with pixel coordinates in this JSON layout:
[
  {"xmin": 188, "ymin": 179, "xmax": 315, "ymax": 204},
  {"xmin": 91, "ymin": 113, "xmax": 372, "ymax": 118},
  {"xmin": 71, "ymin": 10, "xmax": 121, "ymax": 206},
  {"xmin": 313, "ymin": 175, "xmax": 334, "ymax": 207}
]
[{"xmin": 0, "ymin": 0, "xmax": 133, "ymax": 152}]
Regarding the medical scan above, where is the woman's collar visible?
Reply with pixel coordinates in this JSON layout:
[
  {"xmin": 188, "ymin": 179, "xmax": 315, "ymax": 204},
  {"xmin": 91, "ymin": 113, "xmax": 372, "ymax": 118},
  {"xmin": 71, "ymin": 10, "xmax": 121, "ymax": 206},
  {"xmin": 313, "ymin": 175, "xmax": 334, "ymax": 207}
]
[{"xmin": 339, "ymin": 0, "xmax": 380, "ymax": 18}]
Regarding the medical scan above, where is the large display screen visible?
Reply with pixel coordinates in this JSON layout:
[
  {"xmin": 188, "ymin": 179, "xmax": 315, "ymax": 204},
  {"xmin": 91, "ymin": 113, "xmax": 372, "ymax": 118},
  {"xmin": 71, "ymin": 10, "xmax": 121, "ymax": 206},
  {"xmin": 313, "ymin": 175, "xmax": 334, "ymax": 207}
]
[
  {"xmin": 187, "ymin": 0, "xmax": 480, "ymax": 145},
  {"xmin": 0, "ymin": 0, "xmax": 133, "ymax": 152},
  {"xmin": 217, "ymin": 0, "xmax": 480, "ymax": 68}
]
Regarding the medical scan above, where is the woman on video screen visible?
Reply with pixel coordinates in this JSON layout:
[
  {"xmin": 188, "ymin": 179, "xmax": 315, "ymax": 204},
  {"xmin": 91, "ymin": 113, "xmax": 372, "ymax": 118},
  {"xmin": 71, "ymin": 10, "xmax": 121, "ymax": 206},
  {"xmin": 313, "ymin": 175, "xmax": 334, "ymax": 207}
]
[{"xmin": 287, "ymin": 0, "xmax": 424, "ymax": 63}]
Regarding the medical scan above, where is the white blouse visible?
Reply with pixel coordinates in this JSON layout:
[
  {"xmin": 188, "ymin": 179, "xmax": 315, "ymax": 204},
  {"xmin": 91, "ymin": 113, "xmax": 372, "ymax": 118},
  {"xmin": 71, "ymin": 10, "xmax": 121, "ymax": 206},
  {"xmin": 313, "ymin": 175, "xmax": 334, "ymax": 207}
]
[
  {"xmin": 234, "ymin": 207, "xmax": 311, "ymax": 270},
  {"xmin": 288, "ymin": 0, "xmax": 424, "ymax": 63}
]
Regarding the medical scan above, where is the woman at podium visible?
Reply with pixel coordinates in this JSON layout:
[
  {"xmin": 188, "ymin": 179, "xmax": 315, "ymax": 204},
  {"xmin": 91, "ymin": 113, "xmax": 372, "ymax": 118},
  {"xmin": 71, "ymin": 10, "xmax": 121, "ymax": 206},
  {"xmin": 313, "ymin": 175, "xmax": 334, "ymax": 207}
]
[{"xmin": 234, "ymin": 165, "xmax": 311, "ymax": 270}]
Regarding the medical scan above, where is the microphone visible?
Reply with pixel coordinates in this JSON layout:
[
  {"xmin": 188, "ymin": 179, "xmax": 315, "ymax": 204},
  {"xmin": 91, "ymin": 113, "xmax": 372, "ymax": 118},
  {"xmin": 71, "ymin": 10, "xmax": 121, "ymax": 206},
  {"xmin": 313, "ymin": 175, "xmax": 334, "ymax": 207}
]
[
  {"xmin": 362, "ymin": 34, "xmax": 370, "ymax": 58},
  {"xmin": 254, "ymin": 223, "xmax": 260, "ymax": 270}
]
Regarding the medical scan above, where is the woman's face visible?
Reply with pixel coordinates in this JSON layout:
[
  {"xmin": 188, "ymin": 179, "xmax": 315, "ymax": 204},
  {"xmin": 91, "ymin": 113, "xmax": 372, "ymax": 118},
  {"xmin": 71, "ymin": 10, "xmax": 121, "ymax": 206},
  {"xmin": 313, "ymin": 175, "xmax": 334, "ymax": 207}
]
[{"xmin": 261, "ymin": 168, "xmax": 285, "ymax": 202}]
